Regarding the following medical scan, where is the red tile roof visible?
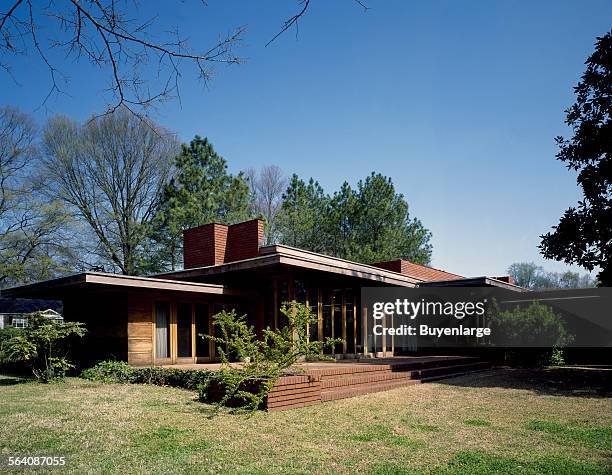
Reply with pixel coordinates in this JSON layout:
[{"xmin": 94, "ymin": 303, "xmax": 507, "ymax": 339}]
[{"xmin": 372, "ymin": 259, "xmax": 463, "ymax": 282}]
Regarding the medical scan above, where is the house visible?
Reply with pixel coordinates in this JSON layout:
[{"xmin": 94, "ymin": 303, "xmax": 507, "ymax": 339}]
[
  {"xmin": 0, "ymin": 298, "xmax": 63, "ymax": 329},
  {"xmin": 1, "ymin": 219, "xmax": 523, "ymax": 366}
]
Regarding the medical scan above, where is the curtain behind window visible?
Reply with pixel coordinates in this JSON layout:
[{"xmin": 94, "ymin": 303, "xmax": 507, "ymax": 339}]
[{"xmin": 155, "ymin": 302, "xmax": 170, "ymax": 359}]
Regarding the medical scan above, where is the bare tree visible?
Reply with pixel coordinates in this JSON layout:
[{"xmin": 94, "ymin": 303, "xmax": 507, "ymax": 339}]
[
  {"xmin": 1, "ymin": 1, "xmax": 368, "ymax": 116},
  {"xmin": 0, "ymin": 1, "xmax": 245, "ymax": 117},
  {"xmin": 42, "ymin": 108, "xmax": 180, "ymax": 275},
  {"xmin": 247, "ymin": 165, "xmax": 287, "ymax": 245},
  {"xmin": 0, "ymin": 106, "xmax": 75, "ymax": 286}
]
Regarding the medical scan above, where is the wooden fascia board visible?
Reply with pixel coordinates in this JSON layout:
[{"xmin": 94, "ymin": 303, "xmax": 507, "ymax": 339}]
[
  {"xmin": 83, "ymin": 274, "xmax": 242, "ymax": 295},
  {"xmin": 277, "ymin": 254, "xmax": 418, "ymax": 287},
  {"xmin": 154, "ymin": 255, "xmax": 282, "ymax": 280},
  {"xmin": 3, "ymin": 273, "xmax": 250, "ymax": 298}
]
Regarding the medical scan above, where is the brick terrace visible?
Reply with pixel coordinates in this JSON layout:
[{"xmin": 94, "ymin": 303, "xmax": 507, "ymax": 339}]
[{"xmin": 164, "ymin": 356, "xmax": 492, "ymax": 411}]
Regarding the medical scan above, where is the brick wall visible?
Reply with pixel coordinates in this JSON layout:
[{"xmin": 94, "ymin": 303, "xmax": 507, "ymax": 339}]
[
  {"xmin": 226, "ymin": 219, "xmax": 264, "ymax": 263},
  {"xmin": 183, "ymin": 219, "xmax": 263, "ymax": 269},
  {"xmin": 183, "ymin": 223, "xmax": 228, "ymax": 268}
]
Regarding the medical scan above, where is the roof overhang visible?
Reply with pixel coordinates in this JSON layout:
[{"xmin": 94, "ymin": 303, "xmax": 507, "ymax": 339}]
[
  {"xmin": 2, "ymin": 272, "xmax": 251, "ymax": 299},
  {"xmin": 417, "ymin": 276, "xmax": 528, "ymax": 292},
  {"xmin": 158, "ymin": 244, "xmax": 420, "ymax": 287}
]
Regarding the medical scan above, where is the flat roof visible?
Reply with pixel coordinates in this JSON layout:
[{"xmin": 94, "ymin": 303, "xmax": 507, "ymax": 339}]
[
  {"xmin": 1, "ymin": 272, "xmax": 250, "ymax": 298},
  {"xmin": 417, "ymin": 276, "xmax": 527, "ymax": 291},
  {"xmin": 157, "ymin": 244, "xmax": 421, "ymax": 287}
]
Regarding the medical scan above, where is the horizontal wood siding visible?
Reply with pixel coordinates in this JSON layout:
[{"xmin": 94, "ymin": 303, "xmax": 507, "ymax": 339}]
[{"xmin": 127, "ymin": 291, "xmax": 153, "ymax": 366}]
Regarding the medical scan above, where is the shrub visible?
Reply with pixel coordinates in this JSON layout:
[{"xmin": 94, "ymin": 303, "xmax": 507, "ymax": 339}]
[
  {"xmin": 488, "ymin": 300, "xmax": 573, "ymax": 367},
  {"xmin": 81, "ymin": 360, "xmax": 211, "ymax": 390},
  {"xmin": 199, "ymin": 301, "xmax": 342, "ymax": 411},
  {"xmin": 4, "ymin": 313, "xmax": 86, "ymax": 382},
  {"xmin": 549, "ymin": 347, "xmax": 566, "ymax": 366},
  {"xmin": 0, "ymin": 327, "xmax": 21, "ymax": 364},
  {"xmin": 81, "ymin": 360, "xmax": 132, "ymax": 383}
]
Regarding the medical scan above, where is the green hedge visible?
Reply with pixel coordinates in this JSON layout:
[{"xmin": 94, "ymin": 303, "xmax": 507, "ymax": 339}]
[{"xmin": 81, "ymin": 360, "xmax": 211, "ymax": 390}]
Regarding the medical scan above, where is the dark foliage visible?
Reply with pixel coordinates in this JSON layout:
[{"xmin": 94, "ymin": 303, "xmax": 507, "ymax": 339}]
[{"xmin": 540, "ymin": 31, "xmax": 612, "ymax": 285}]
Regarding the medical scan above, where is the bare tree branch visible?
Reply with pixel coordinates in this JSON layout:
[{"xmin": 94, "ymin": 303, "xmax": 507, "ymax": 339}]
[
  {"xmin": 266, "ymin": 0, "xmax": 311, "ymax": 48},
  {"xmin": 0, "ymin": 1, "xmax": 245, "ymax": 117},
  {"xmin": 0, "ymin": 1, "xmax": 24, "ymax": 34},
  {"xmin": 266, "ymin": 0, "xmax": 368, "ymax": 47}
]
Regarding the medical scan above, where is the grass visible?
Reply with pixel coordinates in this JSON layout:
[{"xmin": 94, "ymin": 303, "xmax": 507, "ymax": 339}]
[
  {"xmin": 463, "ymin": 419, "xmax": 491, "ymax": 427},
  {"xmin": 0, "ymin": 368, "xmax": 610, "ymax": 474}
]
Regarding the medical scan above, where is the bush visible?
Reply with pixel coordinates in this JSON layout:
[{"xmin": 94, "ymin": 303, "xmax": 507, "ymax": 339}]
[
  {"xmin": 0, "ymin": 327, "xmax": 21, "ymax": 364},
  {"xmin": 81, "ymin": 360, "xmax": 211, "ymax": 391},
  {"xmin": 81, "ymin": 360, "xmax": 132, "ymax": 383},
  {"xmin": 199, "ymin": 301, "xmax": 342, "ymax": 411},
  {"xmin": 488, "ymin": 300, "xmax": 573, "ymax": 367},
  {"xmin": 489, "ymin": 300, "xmax": 573, "ymax": 348},
  {"xmin": 4, "ymin": 313, "xmax": 86, "ymax": 382}
]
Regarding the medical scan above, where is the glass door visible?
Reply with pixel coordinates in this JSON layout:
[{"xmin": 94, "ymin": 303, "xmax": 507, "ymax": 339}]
[
  {"xmin": 155, "ymin": 302, "xmax": 171, "ymax": 362},
  {"xmin": 345, "ymin": 291, "xmax": 356, "ymax": 354},
  {"xmin": 176, "ymin": 303, "xmax": 193, "ymax": 361},
  {"xmin": 195, "ymin": 303, "xmax": 211, "ymax": 362}
]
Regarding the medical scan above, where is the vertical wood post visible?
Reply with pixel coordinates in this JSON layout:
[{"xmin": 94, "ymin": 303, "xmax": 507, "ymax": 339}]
[
  {"xmin": 362, "ymin": 304, "xmax": 368, "ymax": 357},
  {"xmin": 341, "ymin": 292, "xmax": 347, "ymax": 354}
]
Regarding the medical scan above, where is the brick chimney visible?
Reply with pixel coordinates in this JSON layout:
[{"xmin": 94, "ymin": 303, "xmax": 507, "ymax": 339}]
[
  {"xmin": 493, "ymin": 276, "xmax": 516, "ymax": 285},
  {"xmin": 183, "ymin": 218, "xmax": 264, "ymax": 269}
]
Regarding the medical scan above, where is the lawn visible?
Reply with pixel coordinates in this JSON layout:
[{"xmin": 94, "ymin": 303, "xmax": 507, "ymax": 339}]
[{"xmin": 0, "ymin": 368, "xmax": 610, "ymax": 474}]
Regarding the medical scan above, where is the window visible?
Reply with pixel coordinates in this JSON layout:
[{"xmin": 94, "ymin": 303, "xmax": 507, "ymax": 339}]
[
  {"xmin": 345, "ymin": 291, "xmax": 356, "ymax": 353},
  {"xmin": 176, "ymin": 303, "xmax": 192, "ymax": 358},
  {"xmin": 307, "ymin": 286, "xmax": 319, "ymax": 342},
  {"xmin": 155, "ymin": 302, "xmax": 170, "ymax": 359},
  {"xmin": 333, "ymin": 290, "xmax": 343, "ymax": 353},
  {"xmin": 12, "ymin": 316, "xmax": 27, "ymax": 329},
  {"xmin": 195, "ymin": 304, "xmax": 209, "ymax": 358}
]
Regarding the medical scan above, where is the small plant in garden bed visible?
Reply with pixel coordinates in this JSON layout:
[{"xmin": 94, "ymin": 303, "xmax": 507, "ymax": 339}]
[{"xmin": 199, "ymin": 301, "xmax": 342, "ymax": 412}]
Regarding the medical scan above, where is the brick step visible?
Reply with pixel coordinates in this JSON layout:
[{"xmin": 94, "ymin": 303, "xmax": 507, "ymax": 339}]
[
  {"xmin": 321, "ymin": 370, "xmax": 415, "ymax": 389},
  {"xmin": 314, "ymin": 357, "xmax": 478, "ymax": 380},
  {"xmin": 267, "ymin": 388, "xmax": 321, "ymax": 404},
  {"xmin": 267, "ymin": 393, "xmax": 321, "ymax": 409},
  {"xmin": 319, "ymin": 361, "xmax": 488, "ymax": 386},
  {"xmin": 321, "ymin": 378, "xmax": 421, "ymax": 401}
]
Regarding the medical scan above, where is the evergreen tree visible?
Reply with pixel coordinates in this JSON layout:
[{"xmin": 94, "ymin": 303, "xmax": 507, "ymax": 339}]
[
  {"xmin": 278, "ymin": 172, "xmax": 432, "ymax": 265},
  {"xmin": 277, "ymin": 175, "xmax": 329, "ymax": 252},
  {"xmin": 147, "ymin": 136, "xmax": 251, "ymax": 272}
]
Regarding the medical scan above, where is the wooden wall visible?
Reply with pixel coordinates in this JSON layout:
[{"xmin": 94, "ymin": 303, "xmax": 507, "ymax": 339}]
[{"xmin": 127, "ymin": 290, "xmax": 154, "ymax": 366}]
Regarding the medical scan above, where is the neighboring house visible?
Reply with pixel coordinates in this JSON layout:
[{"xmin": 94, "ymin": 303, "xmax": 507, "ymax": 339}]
[
  {"xmin": 0, "ymin": 298, "xmax": 63, "ymax": 329},
  {"xmin": 3, "ymin": 219, "xmax": 523, "ymax": 366}
]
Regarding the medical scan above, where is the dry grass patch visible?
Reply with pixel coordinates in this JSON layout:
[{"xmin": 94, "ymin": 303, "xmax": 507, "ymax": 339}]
[{"xmin": 0, "ymin": 368, "xmax": 610, "ymax": 474}]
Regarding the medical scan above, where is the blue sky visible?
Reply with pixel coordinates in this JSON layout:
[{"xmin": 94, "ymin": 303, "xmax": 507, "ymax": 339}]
[{"xmin": 2, "ymin": 0, "xmax": 611, "ymax": 277}]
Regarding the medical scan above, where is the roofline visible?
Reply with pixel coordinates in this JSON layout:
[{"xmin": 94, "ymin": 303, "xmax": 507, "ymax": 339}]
[
  {"xmin": 417, "ymin": 276, "xmax": 528, "ymax": 292},
  {"xmin": 157, "ymin": 244, "xmax": 421, "ymax": 286},
  {"xmin": 373, "ymin": 258, "xmax": 463, "ymax": 280},
  {"xmin": 2, "ymin": 272, "xmax": 250, "ymax": 298}
]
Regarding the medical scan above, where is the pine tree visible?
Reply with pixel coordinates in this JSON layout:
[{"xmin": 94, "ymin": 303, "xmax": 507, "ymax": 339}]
[{"xmin": 146, "ymin": 136, "xmax": 251, "ymax": 272}]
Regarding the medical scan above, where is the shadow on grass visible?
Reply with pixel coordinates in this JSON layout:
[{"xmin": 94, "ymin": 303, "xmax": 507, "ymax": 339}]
[
  {"xmin": 0, "ymin": 374, "xmax": 32, "ymax": 386},
  {"xmin": 434, "ymin": 367, "xmax": 612, "ymax": 398}
]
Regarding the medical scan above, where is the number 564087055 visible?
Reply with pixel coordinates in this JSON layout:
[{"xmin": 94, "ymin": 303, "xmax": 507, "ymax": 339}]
[{"xmin": 7, "ymin": 456, "xmax": 66, "ymax": 466}]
